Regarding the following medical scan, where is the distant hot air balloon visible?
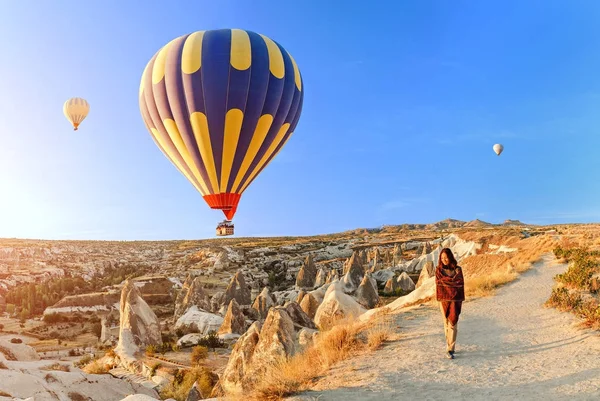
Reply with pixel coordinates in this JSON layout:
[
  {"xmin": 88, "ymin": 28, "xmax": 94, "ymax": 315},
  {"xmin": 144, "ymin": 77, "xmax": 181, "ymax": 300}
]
[
  {"xmin": 63, "ymin": 97, "xmax": 90, "ymax": 131},
  {"xmin": 493, "ymin": 144, "xmax": 504, "ymax": 156},
  {"xmin": 139, "ymin": 29, "xmax": 304, "ymax": 235}
]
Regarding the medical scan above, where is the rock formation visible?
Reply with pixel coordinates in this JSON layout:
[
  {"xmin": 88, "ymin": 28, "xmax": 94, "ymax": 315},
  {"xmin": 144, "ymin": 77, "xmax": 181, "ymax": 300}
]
[
  {"xmin": 355, "ymin": 273, "xmax": 380, "ymax": 309},
  {"xmin": 314, "ymin": 267, "xmax": 327, "ymax": 287},
  {"xmin": 224, "ymin": 271, "xmax": 252, "ymax": 306},
  {"xmin": 219, "ymin": 303, "xmax": 316, "ymax": 394},
  {"xmin": 115, "ymin": 280, "xmax": 162, "ymax": 360},
  {"xmin": 342, "ymin": 254, "xmax": 365, "ymax": 293},
  {"xmin": 314, "ymin": 281, "xmax": 366, "ymax": 330},
  {"xmin": 299, "ymin": 292, "xmax": 320, "ymax": 319},
  {"xmin": 416, "ymin": 261, "xmax": 436, "ymax": 288},
  {"xmin": 295, "ymin": 254, "xmax": 318, "ymax": 289},
  {"xmin": 251, "ymin": 287, "xmax": 276, "ymax": 319},
  {"xmin": 219, "ymin": 299, "xmax": 248, "ymax": 335},
  {"xmin": 174, "ymin": 276, "xmax": 211, "ymax": 318},
  {"xmin": 175, "ymin": 306, "xmax": 224, "ymax": 335},
  {"xmin": 397, "ymin": 272, "xmax": 416, "ymax": 292}
]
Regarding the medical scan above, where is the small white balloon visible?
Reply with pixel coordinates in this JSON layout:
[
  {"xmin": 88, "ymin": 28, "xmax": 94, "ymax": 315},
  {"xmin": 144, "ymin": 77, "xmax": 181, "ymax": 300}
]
[{"xmin": 493, "ymin": 143, "xmax": 504, "ymax": 156}]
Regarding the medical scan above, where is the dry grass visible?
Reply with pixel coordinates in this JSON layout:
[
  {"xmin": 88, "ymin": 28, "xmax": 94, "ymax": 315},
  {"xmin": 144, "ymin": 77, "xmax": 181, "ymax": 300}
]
[
  {"xmin": 82, "ymin": 360, "xmax": 111, "ymax": 375},
  {"xmin": 366, "ymin": 324, "xmax": 392, "ymax": 351},
  {"xmin": 461, "ymin": 234, "xmax": 558, "ymax": 298},
  {"xmin": 247, "ymin": 313, "xmax": 394, "ymax": 401},
  {"xmin": 0, "ymin": 361, "xmax": 7, "ymax": 369},
  {"xmin": 41, "ymin": 363, "xmax": 71, "ymax": 372}
]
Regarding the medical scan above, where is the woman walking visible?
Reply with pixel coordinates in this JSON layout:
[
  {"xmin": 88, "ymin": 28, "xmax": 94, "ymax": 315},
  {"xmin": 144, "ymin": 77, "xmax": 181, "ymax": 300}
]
[{"xmin": 435, "ymin": 247, "xmax": 465, "ymax": 359}]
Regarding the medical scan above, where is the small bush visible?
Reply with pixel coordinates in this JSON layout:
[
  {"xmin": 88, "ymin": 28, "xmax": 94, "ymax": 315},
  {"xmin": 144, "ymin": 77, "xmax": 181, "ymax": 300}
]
[
  {"xmin": 554, "ymin": 248, "xmax": 600, "ymax": 290},
  {"xmin": 149, "ymin": 362, "xmax": 161, "ymax": 377},
  {"xmin": 195, "ymin": 331, "xmax": 225, "ymax": 350},
  {"xmin": 145, "ymin": 345, "xmax": 157, "ymax": 356},
  {"xmin": 74, "ymin": 355, "xmax": 93, "ymax": 369},
  {"xmin": 41, "ymin": 363, "xmax": 71, "ymax": 372},
  {"xmin": 160, "ymin": 366, "xmax": 218, "ymax": 401},
  {"xmin": 9, "ymin": 338, "xmax": 22, "ymax": 344},
  {"xmin": 190, "ymin": 345, "xmax": 209, "ymax": 366},
  {"xmin": 0, "ymin": 361, "xmax": 8, "ymax": 369},
  {"xmin": 82, "ymin": 360, "xmax": 111, "ymax": 375}
]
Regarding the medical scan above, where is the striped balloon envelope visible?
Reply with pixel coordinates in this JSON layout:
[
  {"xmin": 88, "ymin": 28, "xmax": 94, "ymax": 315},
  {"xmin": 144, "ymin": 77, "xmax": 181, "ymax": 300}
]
[
  {"xmin": 63, "ymin": 97, "xmax": 90, "ymax": 130},
  {"xmin": 139, "ymin": 29, "xmax": 304, "ymax": 221}
]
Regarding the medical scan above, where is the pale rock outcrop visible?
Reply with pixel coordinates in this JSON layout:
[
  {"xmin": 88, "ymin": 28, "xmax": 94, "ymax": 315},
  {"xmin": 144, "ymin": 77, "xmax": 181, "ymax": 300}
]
[
  {"xmin": 295, "ymin": 265, "xmax": 314, "ymax": 289},
  {"xmin": 219, "ymin": 321, "xmax": 262, "ymax": 394},
  {"xmin": 220, "ymin": 303, "xmax": 316, "ymax": 394},
  {"xmin": 175, "ymin": 277, "xmax": 211, "ymax": 318},
  {"xmin": 373, "ymin": 248, "xmax": 382, "ymax": 269},
  {"xmin": 285, "ymin": 302, "xmax": 316, "ymax": 330},
  {"xmin": 371, "ymin": 255, "xmax": 382, "ymax": 272},
  {"xmin": 355, "ymin": 273, "xmax": 380, "ymax": 309},
  {"xmin": 296, "ymin": 289, "xmax": 307, "ymax": 304},
  {"xmin": 392, "ymin": 243, "xmax": 403, "ymax": 266},
  {"xmin": 422, "ymin": 242, "xmax": 432, "ymax": 256},
  {"xmin": 252, "ymin": 287, "xmax": 277, "ymax": 319},
  {"xmin": 325, "ymin": 269, "xmax": 339, "ymax": 283},
  {"xmin": 175, "ymin": 306, "xmax": 224, "ymax": 335},
  {"xmin": 416, "ymin": 261, "xmax": 436, "ymax": 288},
  {"xmin": 299, "ymin": 292, "xmax": 320, "ymax": 319},
  {"xmin": 314, "ymin": 267, "xmax": 327, "ymax": 287},
  {"xmin": 224, "ymin": 271, "xmax": 252, "ymax": 306},
  {"xmin": 298, "ymin": 327, "xmax": 319, "ymax": 348},
  {"xmin": 0, "ymin": 338, "xmax": 40, "ymax": 361},
  {"xmin": 0, "ymin": 357, "xmax": 158, "ymax": 400},
  {"xmin": 308, "ymin": 283, "xmax": 331, "ymax": 305},
  {"xmin": 397, "ymin": 272, "xmax": 416, "ymax": 292},
  {"xmin": 342, "ymin": 254, "xmax": 365, "ymax": 294},
  {"xmin": 213, "ymin": 250, "xmax": 230, "ymax": 271},
  {"xmin": 295, "ymin": 255, "xmax": 317, "ymax": 289},
  {"xmin": 210, "ymin": 291, "xmax": 226, "ymax": 313},
  {"xmin": 115, "ymin": 280, "xmax": 162, "ymax": 360},
  {"xmin": 343, "ymin": 251, "xmax": 361, "ymax": 275},
  {"xmin": 314, "ymin": 281, "xmax": 366, "ymax": 330},
  {"xmin": 372, "ymin": 269, "xmax": 395, "ymax": 286},
  {"xmin": 218, "ymin": 299, "xmax": 247, "ymax": 335},
  {"xmin": 359, "ymin": 249, "xmax": 368, "ymax": 265}
]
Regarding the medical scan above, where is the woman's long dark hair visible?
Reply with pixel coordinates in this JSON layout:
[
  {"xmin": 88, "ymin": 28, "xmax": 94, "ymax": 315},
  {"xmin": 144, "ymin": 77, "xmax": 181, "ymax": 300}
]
[{"xmin": 438, "ymin": 247, "xmax": 458, "ymax": 269}]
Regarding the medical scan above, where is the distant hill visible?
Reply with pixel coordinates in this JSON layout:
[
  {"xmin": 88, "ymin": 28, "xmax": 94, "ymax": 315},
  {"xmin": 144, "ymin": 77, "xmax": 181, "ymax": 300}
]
[
  {"xmin": 502, "ymin": 219, "xmax": 527, "ymax": 226},
  {"xmin": 464, "ymin": 219, "xmax": 494, "ymax": 228},
  {"xmin": 426, "ymin": 218, "xmax": 467, "ymax": 230}
]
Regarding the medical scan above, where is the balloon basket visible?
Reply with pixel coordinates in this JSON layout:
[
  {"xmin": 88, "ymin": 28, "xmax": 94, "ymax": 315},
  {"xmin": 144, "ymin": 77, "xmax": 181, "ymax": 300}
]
[{"xmin": 216, "ymin": 220, "xmax": 234, "ymax": 236}]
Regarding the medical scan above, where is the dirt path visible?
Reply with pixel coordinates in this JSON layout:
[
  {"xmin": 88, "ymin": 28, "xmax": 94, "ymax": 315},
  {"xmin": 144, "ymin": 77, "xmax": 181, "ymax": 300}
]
[{"xmin": 292, "ymin": 254, "xmax": 600, "ymax": 400}]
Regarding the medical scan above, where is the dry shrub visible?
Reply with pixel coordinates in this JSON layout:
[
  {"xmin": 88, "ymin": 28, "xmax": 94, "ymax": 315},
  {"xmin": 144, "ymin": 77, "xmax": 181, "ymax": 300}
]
[
  {"xmin": 0, "ymin": 361, "xmax": 7, "ymax": 370},
  {"xmin": 41, "ymin": 363, "xmax": 71, "ymax": 372},
  {"xmin": 160, "ymin": 366, "xmax": 218, "ymax": 401},
  {"xmin": 460, "ymin": 233, "xmax": 557, "ymax": 298},
  {"xmin": 465, "ymin": 268, "xmax": 518, "ymax": 298},
  {"xmin": 0, "ymin": 390, "xmax": 12, "ymax": 397},
  {"xmin": 82, "ymin": 360, "xmax": 111, "ymax": 375},
  {"xmin": 190, "ymin": 345, "xmax": 209, "ymax": 366},
  {"xmin": 68, "ymin": 392, "xmax": 87, "ymax": 401},
  {"xmin": 44, "ymin": 373, "xmax": 58, "ymax": 383},
  {"xmin": 366, "ymin": 323, "xmax": 392, "ymax": 351},
  {"xmin": 250, "ymin": 313, "xmax": 392, "ymax": 401}
]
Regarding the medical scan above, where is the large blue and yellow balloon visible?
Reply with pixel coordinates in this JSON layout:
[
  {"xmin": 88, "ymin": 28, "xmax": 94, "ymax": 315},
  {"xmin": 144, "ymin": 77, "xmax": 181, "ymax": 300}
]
[{"xmin": 139, "ymin": 29, "xmax": 304, "ymax": 221}]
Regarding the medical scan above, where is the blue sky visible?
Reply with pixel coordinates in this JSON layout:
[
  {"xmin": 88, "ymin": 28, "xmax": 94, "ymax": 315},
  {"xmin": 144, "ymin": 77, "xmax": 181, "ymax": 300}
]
[{"xmin": 2, "ymin": 0, "xmax": 600, "ymax": 240}]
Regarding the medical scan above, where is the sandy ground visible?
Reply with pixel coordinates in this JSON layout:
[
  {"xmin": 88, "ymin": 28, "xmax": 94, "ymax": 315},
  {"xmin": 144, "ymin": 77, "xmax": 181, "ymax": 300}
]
[{"xmin": 291, "ymin": 254, "xmax": 600, "ymax": 401}]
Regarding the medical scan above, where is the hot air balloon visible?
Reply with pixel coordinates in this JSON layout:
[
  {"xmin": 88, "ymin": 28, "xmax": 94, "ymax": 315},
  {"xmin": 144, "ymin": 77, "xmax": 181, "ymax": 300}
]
[
  {"xmin": 139, "ymin": 29, "xmax": 304, "ymax": 236},
  {"xmin": 493, "ymin": 144, "xmax": 504, "ymax": 156},
  {"xmin": 63, "ymin": 97, "xmax": 90, "ymax": 130}
]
